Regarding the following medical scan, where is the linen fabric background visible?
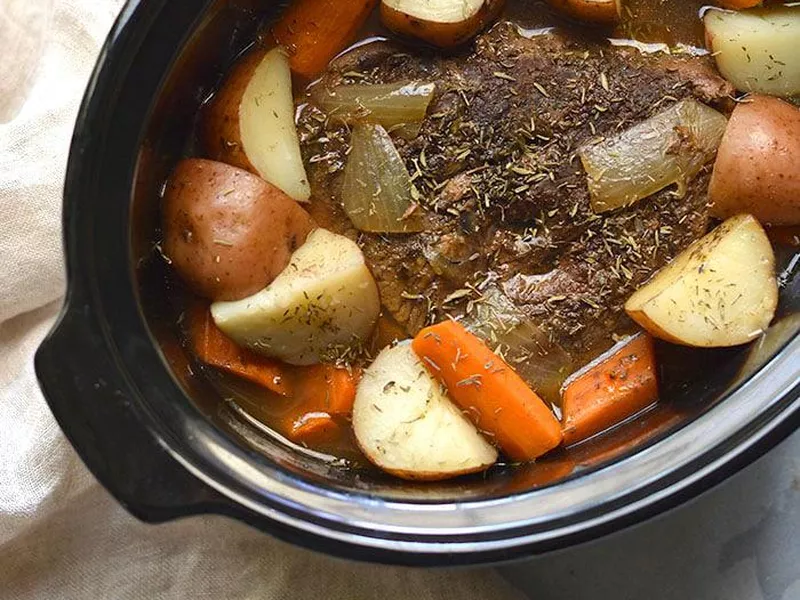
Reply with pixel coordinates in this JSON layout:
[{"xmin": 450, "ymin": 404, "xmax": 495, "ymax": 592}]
[{"xmin": 0, "ymin": 1, "xmax": 525, "ymax": 597}]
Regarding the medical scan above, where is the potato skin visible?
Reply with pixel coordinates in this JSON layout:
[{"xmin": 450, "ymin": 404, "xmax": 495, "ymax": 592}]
[
  {"xmin": 709, "ymin": 96, "xmax": 800, "ymax": 226},
  {"xmin": 162, "ymin": 159, "xmax": 314, "ymax": 301},
  {"xmin": 380, "ymin": 0, "xmax": 505, "ymax": 48},
  {"xmin": 545, "ymin": 0, "xmax": 621, "ymax": 24},
  {"xmin": 201, "ymin": 48, "xmax": 265, "ymax": 173}
]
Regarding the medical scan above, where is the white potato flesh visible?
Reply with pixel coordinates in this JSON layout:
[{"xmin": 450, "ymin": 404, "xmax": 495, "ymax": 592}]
[
  {"xmin": 625, "ymin": 214, "xmax": 778, "ymax": 348},
  {"xmin": 211, "ymin": 229, "xmax": 380, "ymax": 365},
  {"xmin": 240, "ymin": 48, "xmax": 311, "ymax": 201},
  {"xmin": 704, "ymin": 6, "xmax": 800, "ymax": 98},
  {"xmin": 353, "ymin": 343, "xmax": 498, "ymax": 480},
  {"xmin": 383, "ymin": 0, "xmax": 485, "ymax": 22}
]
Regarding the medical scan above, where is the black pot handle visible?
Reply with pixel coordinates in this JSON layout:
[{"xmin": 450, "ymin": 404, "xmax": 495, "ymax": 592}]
[{"xmin": 35, "ymin": 293, "xmax": 229, "ymax": 523}]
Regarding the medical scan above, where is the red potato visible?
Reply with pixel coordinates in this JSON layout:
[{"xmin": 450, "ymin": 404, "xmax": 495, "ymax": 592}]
[
  {"xmin": 545, "ymin": 0, "xmax": 621, "ymax": 24},
  {"xmin": 162, "ymin": 159, "xmax": 314, "ymax": 301},
  {"xmin": 202, "ymin": 47, "xmax": 311, "ymax": 202},
  {"xmin": 709, "ymin": 96, "xmax": 800, "ymax": 226},
  {"xmin": 380, "ymin": 0, "xmax": 505, "ymax": 48}
]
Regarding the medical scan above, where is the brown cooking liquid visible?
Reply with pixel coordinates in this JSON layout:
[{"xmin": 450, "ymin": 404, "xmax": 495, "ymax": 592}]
[{"xmin": 184, "ymin": 0, "xmax": 789, "ymax": 483}]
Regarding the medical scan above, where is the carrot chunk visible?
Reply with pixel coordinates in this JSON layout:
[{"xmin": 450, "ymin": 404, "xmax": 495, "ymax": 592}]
[
  {"xmin": 272, "ymin": 0, "xmax": 378, "ymax": 79},
  {"xmin": 412, "ymin": 320, "xmax": 563, "ymax": 462},
  {"xmin": 561, "ymin": 334, "xmax": 659, "ymax": 447},
  {"xmin": 297, "ymin": 364, "xmax": 360, "ymax": 416},
  {"xmin": 285, "ymin": 411, "xmax": 342, "ymax": 444},
  {"xmin": 186, "ymin": 304, "xmax": 290, "ymax": 396}
]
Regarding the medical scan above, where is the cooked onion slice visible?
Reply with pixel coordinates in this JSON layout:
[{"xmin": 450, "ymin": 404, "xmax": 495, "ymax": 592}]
[
  {"xmin": 579, "ymin": 98, "xmax": 728, "ymax": 213},
  {"xmin": 313, "ymin": 81, "xmax": 436, "ymax": 131},
  {"xmin": 342, "ymin": 123, "xmax": 424, "ymax": 233}
]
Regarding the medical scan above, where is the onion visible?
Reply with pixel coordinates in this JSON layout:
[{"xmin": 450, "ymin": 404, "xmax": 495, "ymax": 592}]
[
  {"xmin": 463, "ymin": 286, "xmax": 573, "ymax": 405},
  {"xmin": 341, "ymin": 123, "xmax": 424, "ymax": 233},
  {"xmin": 313, "ymin": 81, "xmax": 436, "ymax": 130},
  {"xmin": 579, "ymin": 98, "xmax": 728, "ymax": 213}
]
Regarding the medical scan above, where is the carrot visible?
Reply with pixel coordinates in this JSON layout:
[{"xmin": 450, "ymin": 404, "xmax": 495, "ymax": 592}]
[
  {"xmin": 272, "ymin": 0, "xmax": 379, "ymax": 79},
  {"xmin": 561, "ymin": 334, "xmax": 658, "ymax": 447},
  {"xmin": 279, "ymin": 364, "xmax": 360, "ymax": 444},
  {"xmin": 297, "ymin": 364, "xmax": 361, "ymax": 416},
  {"xmin": 186, "ymin": 304, "xmax": 290, "ymax": 396},
  {"xmin": 412, "ymin": 321, "xmax": 563, "ymax": 462},
  {"xmin": 715, "ymin": 0, "xmax": 760, "ymax": 9},
  {"xmin": 285, "ymin": 411, "xmax": 342, "ymax": 444}
]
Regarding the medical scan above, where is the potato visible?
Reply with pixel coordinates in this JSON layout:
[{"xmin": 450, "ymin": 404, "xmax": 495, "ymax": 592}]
[
  {"xmin": 352, "ymin": 342, "xmax": 497, "ymax": 480},
  {"xmin": 709, "ymin": 96, "xmax": 800, "ymax": 226},
  {"xmin": 704, "ymin": 6, "xmax": 800, "ymax": 97},
  {"xmin": 211, "ymin": 228, "xmax": 380, "ymax": 365},
  {"xmin": 162, "ymin": 159, "xmax": 313, "ymax": 302},
  {"xmin": 545, "ymin": 0, "xmax": 621, "ymax": 24},
  {"xmin": 203, "ymin": 47, "xmax": 311, "ymax": 202},
  {"xmin": 380, "ymin": 0, "xmax": 505, "ymax": 48},
  {"xmin": 625, "ymin": 214, "xmax": 778, "ymax": 348}
]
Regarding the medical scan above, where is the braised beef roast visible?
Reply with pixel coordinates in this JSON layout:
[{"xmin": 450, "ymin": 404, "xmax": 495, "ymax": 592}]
[{"xmin": 298, "ymin": 23, "xmax": 734, "ymax": 359}]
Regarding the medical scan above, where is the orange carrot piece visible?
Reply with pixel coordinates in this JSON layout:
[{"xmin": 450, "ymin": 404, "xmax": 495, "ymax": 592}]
[
  {"xmin": 412, "ymin": 321, "xmax": 563, "ymax": 462},
  {"xmin": 714, "ymin": 0, "xmax": 760, "ymax": 9},
  {"xmin": 272, "ymin": 0, "xmax": 378, "ymax": 79},
  {"xmin": 186, "ymin": 304, "xmax": 290, "ymax": 396},
  {"xmin": 297, "ymin": 364, "xmax": 360, "ymax": 416},
  {"xmin": 561, "ymin": 334, "xmax": 658, "ymax": 447},
  {"xmin": 285, "ymin": 411, "xmax": 342, "ymax": 444}
]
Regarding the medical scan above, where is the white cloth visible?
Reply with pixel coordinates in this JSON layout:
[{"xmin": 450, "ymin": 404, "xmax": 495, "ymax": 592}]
[{"xmin": 0, "ymin": 2, "xmax": 526, "ymax": 597}]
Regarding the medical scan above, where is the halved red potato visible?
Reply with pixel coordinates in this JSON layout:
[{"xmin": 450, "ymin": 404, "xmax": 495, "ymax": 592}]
[
  {"xmin": 545, "ymin": 0, "xmax": 621, "ymax": 25},
  {"xmin": 380, "ymin": 0, "xmax": 505, "ymax": 48},
  {"xmin": 162, "ymin": 159, "xmax": 314, "ymax": 302},
  {"xmin": 709, "ymin": 95, "xmax": 800, "ymax": 226},
  {"xmin": 211, "ymin": 229, "xmax": 380, "ymax": 366},
  {"xmin": 203, "ymin": 47, "xmax": 311, "ymax": 202},
  {"xmin": 625, "ymin": 214, "xmax": 778, "ymax": 348},
  {"xmin": 352, "ymin": 342, "xmax": 498, "ymax": 480}
]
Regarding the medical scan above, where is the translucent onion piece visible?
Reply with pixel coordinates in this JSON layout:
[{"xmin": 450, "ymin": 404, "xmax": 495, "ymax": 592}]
[
  {"xmin": 313, "ymin": 81, "xmax": 436, "ymax": 130},
  {"xmin": 579, "ymin": 98, "xmax": 728, "ymax": 213},
  {"xmin": 463, "ymin": 286, "xmax": 574, "ymax": 405},
  {"xmin": 341, "ymin": 123, "xmax": 424, "ymax": 233}
]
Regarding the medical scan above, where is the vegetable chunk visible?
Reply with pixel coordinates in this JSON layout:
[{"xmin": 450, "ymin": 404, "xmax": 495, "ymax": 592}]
[
  {"xmin": 561, "ymin": 334, "xmax": 658, "ymax": 446},
  {"xmin": 381, "ymin": 0, "xmax": 505, "ymax": 48},
  {"xmin": 273, "ymin": 0, "xmax": 379, "ymax": 79},
  {"xmin": 353, "ymin": 343, "xmax": 498, "ymax": 480},
  {"xmin": 625, "ymin": 214, "xmax": 778, "ymax": 348},
  {"xmin": 162, "ymin": 159, "xmax": 313, "ymax": 302},
  {"xmin": 709, "ymin": 95, "xmax": 800, "ymax": 226},
  {"xmin": 203, "ymin": 48, "xmax": 311, "ymax": 202},
  {"xmin": 211, "ymin": 229, "xmax": 381, "ymax": 365},
  {"xmin": 412, "ymin": 320, "xmax": 563, "ymax": 462}
]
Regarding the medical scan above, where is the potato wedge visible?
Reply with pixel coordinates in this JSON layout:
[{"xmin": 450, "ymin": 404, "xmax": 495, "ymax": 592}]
[
  {"xmin": 704, "ymin": 6, "xmax": 800, "ymax": 97},
  {"xmin": 203, "ymin": 47, "xmax": 311, "ymax": 202},
  {"xmin": 625, "ymin": 214, "xmax": 778, "ymax": 348},
  {"xmin": 545, "ymin": 0, "xmax": 621, "ymax": 24},
  {"xmin": 211, "ymin": 228, "xmax": 380, "ymax": 365},
  {"xmin": 162, "ymin": 159, "xmax": 313, "ymax": 301},
  {"xmin": 380, "ymin": 0, "xmax": 505, "ymax": 48},
  {"xmin": 352, "ymin": 343, "xmax": 498, "ymax": 480},
  {"xmin": 709, "ymin": 95, "xmax": 800, "ymax": 226}
]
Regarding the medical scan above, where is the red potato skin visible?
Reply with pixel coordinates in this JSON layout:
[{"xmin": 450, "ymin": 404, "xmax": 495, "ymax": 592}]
[
  {"xmin": 162, "ymin": 159, "xmax": 314, "ymax": 301},
  {"xmin": 202, "ymin": 48, "xmax": 266, "ymax": 174},
  {"xmin": 380, "ymin": 0, "xmax": 506, "ymax": 48},
  {"xmin": 545, "ymin": 0, "xmax": 621, "ymax": 25},
  {"xmin": 709, "ymin": 96, "xmax": 800, "ymax": 226}
]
